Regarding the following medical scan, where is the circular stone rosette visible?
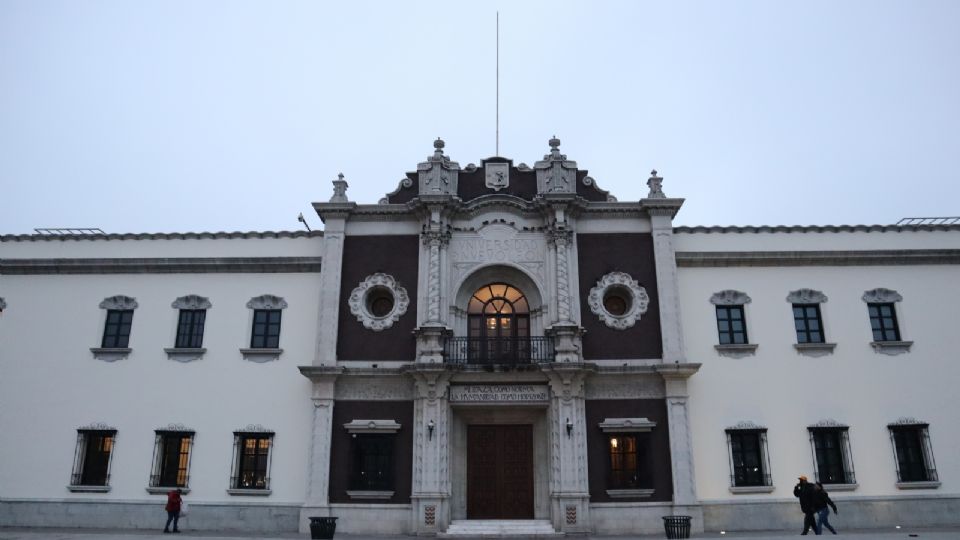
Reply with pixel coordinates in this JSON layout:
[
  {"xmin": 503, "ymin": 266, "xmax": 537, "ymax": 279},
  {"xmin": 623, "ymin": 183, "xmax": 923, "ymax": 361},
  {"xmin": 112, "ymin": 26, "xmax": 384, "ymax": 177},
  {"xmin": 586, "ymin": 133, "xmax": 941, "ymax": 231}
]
[
  {"xmin": 587, "ymin": 271, "xmax": 650, "ymax": 330},
  {"xmin": 348, "ymin": 273, "xmax": 410, "ymax": 331}
]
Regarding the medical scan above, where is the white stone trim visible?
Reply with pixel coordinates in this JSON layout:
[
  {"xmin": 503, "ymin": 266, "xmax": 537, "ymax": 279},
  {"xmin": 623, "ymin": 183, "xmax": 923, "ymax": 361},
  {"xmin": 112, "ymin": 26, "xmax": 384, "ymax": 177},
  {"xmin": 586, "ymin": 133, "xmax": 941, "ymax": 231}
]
[
  {"xmin": 824, "ymin": 483, "xmax": 859, "ymax": 491},
  {"xmin": 793, "ymin": 343, "xmax": 837, "ymax": 357},
  {"xmin": 871, "ymin": 340, "xmax": 913, "ymax": 355},
  {"xmin": 99, "ymin": 295, "xmax": 138, "ymax": 310},
  {"xmin": 714, "ymin": 344, "xmax": 758, "ymax": 358},
  {"xmin": 709, "ymin": 290, "xmax": 751, "ymax": 305},
  {"xmin": 239, "ymin": 348, "xmax": 283, "ymax": 363},
  {"xmin": 587, "ymin": 271, "xmax": 650, "ymax": 330},
  {"xmin": 862, "ymin": 288, "xmax": 903, "ymax": 304},
  {"xmin": 246, "ymin": 294, "xmax": 288, "ymax": 310},
  {"xmin": 896, "ymin": 481, "xmax": 941, "ymax": 490},
  {"xmin": 171, "ymin": 294, "xmax": 211, "ymax": 310},
  {"xmin": 348, "ymin": 273, "xmax": 410, "ymax": 331},
  {"xmin": 598, "ymin": 418, "xmax": 657, "ymax": 433},
  {"xmin": 729, "ymin": 485, "xmax": 775, "ymax": 494},
  {"xmin": 164, "ymin": 348, "xmax": 207, "ymax": 362},
  {"xmin": 146, "ymin": 486, "xmax": 191, "ymax": 495},
  {"xmin": 343, "ymin": 419, "xmax": 402, "ymax": 434},
  {"xmin": 227, "ymin": 488, "xmax": 272, "ymax": 496},
  {"xmin": 67, "ymin": 485, "xmax": 111, "ymax": 493},
  {"xmin": 89, "ymin": 348, "xmax": 132, "ymax": 362},
  {"xmin": 785, "ymin": 289, "xmax": 828, "ymax": 304}
]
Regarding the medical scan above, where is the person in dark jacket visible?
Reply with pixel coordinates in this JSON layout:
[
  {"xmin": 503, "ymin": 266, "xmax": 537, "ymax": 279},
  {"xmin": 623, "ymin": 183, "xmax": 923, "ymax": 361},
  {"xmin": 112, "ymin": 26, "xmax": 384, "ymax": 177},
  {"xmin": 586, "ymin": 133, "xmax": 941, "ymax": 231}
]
[
  {"xmin": 164, "ymin": 488, "xmax": 183, "ymax": 533},
  {"xmin": 793, "ymin": 475, "xmax": 820, "ymax": 535},
  {"xmin": 814, "ymin": 482, "xmax": 839, "ymax": 534}
]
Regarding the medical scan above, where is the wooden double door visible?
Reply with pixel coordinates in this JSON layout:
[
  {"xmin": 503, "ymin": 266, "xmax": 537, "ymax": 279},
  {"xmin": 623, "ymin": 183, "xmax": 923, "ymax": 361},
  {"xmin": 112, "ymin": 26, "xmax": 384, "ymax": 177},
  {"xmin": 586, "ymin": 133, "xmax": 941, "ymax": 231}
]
[{"xmin": 466, "ymin": 425, "xmax": 534, "ymax": 519}]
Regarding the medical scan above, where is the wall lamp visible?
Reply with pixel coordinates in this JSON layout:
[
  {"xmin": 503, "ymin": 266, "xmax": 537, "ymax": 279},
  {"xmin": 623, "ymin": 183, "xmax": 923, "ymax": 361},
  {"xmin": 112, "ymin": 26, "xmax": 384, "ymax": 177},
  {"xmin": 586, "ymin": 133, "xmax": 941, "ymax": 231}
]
[
  {"xmin": 427, "ymin": 419, "xmax": 435, "ymax": 440},
  {"xmin": 565, "ymin": 418, "xmax": 573, "ymax": 437}
]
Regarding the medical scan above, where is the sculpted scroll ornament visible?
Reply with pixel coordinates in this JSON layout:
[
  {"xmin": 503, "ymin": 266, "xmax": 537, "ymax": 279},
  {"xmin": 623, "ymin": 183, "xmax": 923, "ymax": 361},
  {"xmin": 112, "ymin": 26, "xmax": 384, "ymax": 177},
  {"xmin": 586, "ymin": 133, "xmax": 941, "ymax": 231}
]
[
  {"xmin": 786, "ymin": 289, "xmax": 828, "ymax": 304},
  {"xmin": 348, "ymin": 273, "xmax": 410, "ymax": 331},
  {"xmin": 587, "ymin": 272, "xmax": 650, "ymax": 330},
  {"xmin": 100, "ymin": 295, "xmax": 138, "ymax": 310},
  {"xmin": 171, "ymin": 295, "xmax": 212, "ymax": 310},
  {"xmin": 246, "ymin": 294, "xmax": 288, "ymax": 310},
  {"xmin": 862, "ymin": 288, "xmax": 903, "ymax": 304},
  {"xmin": 710, "ymin": 290, "xmax": 752, "ymax": 306}
]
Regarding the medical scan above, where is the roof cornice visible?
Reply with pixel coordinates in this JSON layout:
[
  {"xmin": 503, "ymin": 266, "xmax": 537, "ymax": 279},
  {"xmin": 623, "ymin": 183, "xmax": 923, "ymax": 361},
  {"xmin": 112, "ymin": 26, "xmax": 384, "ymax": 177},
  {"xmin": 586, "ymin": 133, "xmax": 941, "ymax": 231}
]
[{"xmin": 0, "ymin": 230, "xmax": 323, "ymax": 242}]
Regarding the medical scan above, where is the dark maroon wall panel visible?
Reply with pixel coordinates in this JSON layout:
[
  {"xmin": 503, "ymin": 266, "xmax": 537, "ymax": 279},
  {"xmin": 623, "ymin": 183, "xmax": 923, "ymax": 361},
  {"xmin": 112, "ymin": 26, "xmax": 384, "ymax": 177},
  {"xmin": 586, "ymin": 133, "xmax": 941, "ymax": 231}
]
[
  {"xmin": 329, "ymin": 400, "xmax": 414, "ymax": 504},
  {"xmin": 585, "ymin": 399, "xmax": 673, "ymax": 502},
  {"xmin": 337, "ymin": 235, "xmax": 419, "ymax": 361},
  {"xmin": 576, "ymin": 233, "xmax": 662, "ymax": 359}
]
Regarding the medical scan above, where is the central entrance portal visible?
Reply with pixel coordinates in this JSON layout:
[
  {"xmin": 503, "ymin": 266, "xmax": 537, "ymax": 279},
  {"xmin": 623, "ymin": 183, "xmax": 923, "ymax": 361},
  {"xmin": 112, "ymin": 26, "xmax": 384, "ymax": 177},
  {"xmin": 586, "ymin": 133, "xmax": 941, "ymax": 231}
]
[{"xmin": 466, "ymin": 425, "xmax": 534, "ymax": 519}]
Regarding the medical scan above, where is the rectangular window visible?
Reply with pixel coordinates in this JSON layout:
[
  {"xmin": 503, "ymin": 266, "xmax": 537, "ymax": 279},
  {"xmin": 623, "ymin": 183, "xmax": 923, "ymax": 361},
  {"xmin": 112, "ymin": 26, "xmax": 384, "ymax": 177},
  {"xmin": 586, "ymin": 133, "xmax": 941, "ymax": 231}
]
[
  {"xmin": 716, "ymin": 305, "xmax": 748, "ymax": 345},
  {"xmin": 71, "ymin": 430, "xmax": 116, "ymax": 486},
  {"xmin": 607, "ymin": 434, "xmax": 648, "ymax": 489},
  {"xmin": 890, "ymin": 424, "xmax": 937, "ymax": 483},
  {"xmin": 102, "ymin": 309, "xmax": 133, "ymax": 348},
  {"xmin": 175, "ymin": 310, "xmax": 206, "ymax": 348},
  {"xmin": 150, "ymin": 431, "xmax": 194, "ymax": 488},
  {"xmin": 793, "ymin": 304, "xmax": 824, "ymax": 344},
  {"xmin": 868, "ymin": 303, "xmax": 901, "ymax": 342},
  {"xmin": 351, "ymin": 434, "xmax": 394, "ymax": 491},
  {"xmin": 726, "ymin": 429, "xmax": 770, "ymax": 487},
  {"xmin": 231, "ymin": 433, "xmax": 273, "ymax": 490},
  {"xmin": 809, "ymin": 427, "xmax": 855, "ymax": 484},
  {"xmin": 250, "ymin": 309, "xmax": 281, "ymax": 349}
]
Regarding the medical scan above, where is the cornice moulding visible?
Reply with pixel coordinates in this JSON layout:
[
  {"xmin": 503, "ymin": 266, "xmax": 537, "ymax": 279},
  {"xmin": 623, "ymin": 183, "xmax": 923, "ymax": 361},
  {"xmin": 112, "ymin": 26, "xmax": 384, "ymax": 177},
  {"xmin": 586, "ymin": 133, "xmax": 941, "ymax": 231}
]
[
  {"xmin": 1, "ymin": 257, "xmax": 322, "ymax": 275},
  {"xmin": 677, "ymin": 250, "xmax": 960, "ymax": 267},
  {"xmin": 0, "ymin": 230, "xmax": 323, "ymax": 242},
  {"xmin": 674, "ymin": 224, "xmax": 960, "ymax": 234}
]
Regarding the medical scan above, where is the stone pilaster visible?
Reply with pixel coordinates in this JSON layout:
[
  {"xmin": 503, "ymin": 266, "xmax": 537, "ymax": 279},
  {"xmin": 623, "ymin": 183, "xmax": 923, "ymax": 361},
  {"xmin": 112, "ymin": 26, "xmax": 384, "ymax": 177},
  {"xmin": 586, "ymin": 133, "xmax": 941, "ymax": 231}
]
[
  {"xmin": 543, "ymin": 363, "xmax": 593, "ymax": 534},
  {"xmin": 545, "ymin": 203, "xmax": 584, "ymax": 363},
  {"xmin": 312, "ymin": 176, "xmax": 356, "ymax": 366},
  {"xmin": 297, "ymin": 366, "xmax": 343, "ymax": 532},
  {"xmin": 408, "ymin": 365, "xmax": 453, "ymax": 534},
  {"xmin": 655, "ymin": 363, "xmax": 703, "ymax": 530}
]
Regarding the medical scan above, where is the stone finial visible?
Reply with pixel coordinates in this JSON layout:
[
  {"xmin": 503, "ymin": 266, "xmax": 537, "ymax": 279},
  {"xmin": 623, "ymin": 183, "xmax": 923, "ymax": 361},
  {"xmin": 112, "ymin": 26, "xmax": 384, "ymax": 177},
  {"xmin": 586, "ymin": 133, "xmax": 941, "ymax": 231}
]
[
  {"xmin": 330, "ymin": 172, "xmax": 350, "ymax": 203},
  {"xmin": 535, "ymin": 135, "xmax": 577, "ymax": 194},
  {"xmin": 544, "ymin": 135, "xmax": 566, "ymax": 161},
  {"xmin": 430, "ymin": 138, "xmax": 447, "ymax": 162},
  {"xmin": 417, "ymin": 137, "xmax": 459, "ymax": 195},
  {"xmin": 646, "ymin": 169, "xmax": 666, "ymax": 199}
]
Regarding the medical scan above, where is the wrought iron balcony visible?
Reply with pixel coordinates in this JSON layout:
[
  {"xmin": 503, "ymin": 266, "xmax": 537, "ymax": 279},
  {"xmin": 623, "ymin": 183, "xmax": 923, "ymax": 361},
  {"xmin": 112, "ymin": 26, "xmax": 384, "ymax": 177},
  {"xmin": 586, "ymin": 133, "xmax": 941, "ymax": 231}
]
[{"xmin": 444, "ymin": 336, "xmax": 555, "ymax": 365}]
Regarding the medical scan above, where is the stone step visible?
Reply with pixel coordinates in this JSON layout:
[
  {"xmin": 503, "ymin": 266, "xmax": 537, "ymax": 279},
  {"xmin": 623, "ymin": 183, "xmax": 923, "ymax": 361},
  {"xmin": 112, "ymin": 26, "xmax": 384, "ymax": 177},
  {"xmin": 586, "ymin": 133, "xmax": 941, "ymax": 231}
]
[{"xmin": 440, "ymin": 519, "xmax": 562, "ymax": 538}]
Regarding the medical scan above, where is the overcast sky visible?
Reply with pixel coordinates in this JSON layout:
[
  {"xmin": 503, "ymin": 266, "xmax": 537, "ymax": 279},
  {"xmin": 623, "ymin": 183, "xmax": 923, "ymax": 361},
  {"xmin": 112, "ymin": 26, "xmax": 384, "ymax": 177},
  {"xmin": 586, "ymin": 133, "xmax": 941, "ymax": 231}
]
[{"xmin": 1, "ymin": 1, "xmax": 958, "ymax": 234}]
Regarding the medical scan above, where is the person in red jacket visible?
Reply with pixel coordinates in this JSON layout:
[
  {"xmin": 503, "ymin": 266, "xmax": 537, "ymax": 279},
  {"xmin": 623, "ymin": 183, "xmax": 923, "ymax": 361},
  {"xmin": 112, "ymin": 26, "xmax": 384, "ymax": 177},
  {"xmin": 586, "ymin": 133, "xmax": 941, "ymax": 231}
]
[{"xmin": 164, "ymin": 488, "xmax": 183, "ymax": 533}]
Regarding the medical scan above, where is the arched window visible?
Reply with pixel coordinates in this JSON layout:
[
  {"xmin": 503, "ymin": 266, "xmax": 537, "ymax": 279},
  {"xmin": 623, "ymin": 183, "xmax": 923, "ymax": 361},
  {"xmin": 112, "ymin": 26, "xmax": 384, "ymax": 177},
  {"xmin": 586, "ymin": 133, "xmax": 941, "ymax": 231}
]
[{"xmin": 466, "ymin": 284, "xmax": 529, "ymax": 362}]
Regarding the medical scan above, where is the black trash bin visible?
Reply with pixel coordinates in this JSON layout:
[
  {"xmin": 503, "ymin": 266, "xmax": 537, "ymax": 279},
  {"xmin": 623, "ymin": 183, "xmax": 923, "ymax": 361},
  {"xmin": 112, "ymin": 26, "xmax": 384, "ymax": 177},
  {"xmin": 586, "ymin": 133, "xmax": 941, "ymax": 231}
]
[
  {"xmin": 309, "ymin": 516, "xmax": 338, "ymax": 540},
  {"xmin": 662, "ymin": 515, "xmax": 691, "ymax": 539}
]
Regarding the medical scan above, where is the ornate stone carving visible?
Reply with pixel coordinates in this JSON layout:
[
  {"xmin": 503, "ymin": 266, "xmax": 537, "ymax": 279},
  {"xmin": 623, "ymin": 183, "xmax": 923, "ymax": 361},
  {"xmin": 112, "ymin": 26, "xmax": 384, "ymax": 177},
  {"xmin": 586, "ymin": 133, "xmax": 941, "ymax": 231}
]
[
  {"xmin": 710, "ymin": 290, "xmax": 752, "ymax": 305},
  {"xmin": 171, "ymin": 295, "xmax": 211, "ymax": 310},
  {"xmin": 99, "ymin": 295, "xmax": 138, "ymax": 310},
  {"xmin": 810, "ymin": 419, "xmax": 848, "ymax": 428},
  {"xmin": 598, "ymin": 417, "xmax": 657, "ymax": 432},
  {"xmin": 786, "ymin": 288, "xmax": 828, "ymax": 304},
  {"xmin": 348, "ymin": 273, "xmax": 409, "ymax": 331},
  {"xmin": 418, "ymin": 138, "xmax": 459, "ymax": 195},
  {"xmin": 342, "ymin": 419, "xmax": 402, "ymax": 433},
  {"xmin": 329, "ymin": 173, "xmax": 350, "ymax": 203},
  {"xmin": 157, "ymin": 423, "xmax": 194, "ymax": 432},
  {"xmin": 335, "ymin": 377, "xmax": 414, "ymax": 400},
  {"xmin": 246, "ymin": 294, "xmax": 288, "ymax": 310},
  {"xmin": 235, "ymin": 424, "xmax": 273, "ymax": 433},
  {"xmin": 888, "ymin": 417, "xmax": 926, "ymax": 426},
  {"xmin": 78, "ymin": 422, "xmax": 116, "ymax": 431},
  {"xmin": 534, "ymin": 136, "xmax": 577, "ymax": 194},
  {"xmin": 587, "ymin": 272, "xmax": 650, "ymax": 330},
  {"xmin": 422, "ymin": 230, "xmax": 450, "ymax": 324},
  {"xmin": 646, "ymin": 169, "xmax": 666, "ymax": 199},
  {"xmin": 380, "ymin": 177, "xmax": 414, "ymax": 204},
  {"xmin": 727, "ymin": 420, "xmax": 766, "ymax": 431},
  {"xmin": 862, "ymin": 288, "xmax": 903, "ymax": 303},
  {"xmin": 485, "ymin": 162, "xmax": 509, "ymax": 191}
]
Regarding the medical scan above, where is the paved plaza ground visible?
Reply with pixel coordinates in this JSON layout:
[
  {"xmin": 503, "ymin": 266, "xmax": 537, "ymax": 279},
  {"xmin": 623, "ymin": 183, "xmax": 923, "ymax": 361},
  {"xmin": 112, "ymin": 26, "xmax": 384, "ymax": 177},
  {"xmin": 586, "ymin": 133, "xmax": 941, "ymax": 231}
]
[{"xmin": 3, "ymin": 527, "xmax": 960, "ymax": 540}]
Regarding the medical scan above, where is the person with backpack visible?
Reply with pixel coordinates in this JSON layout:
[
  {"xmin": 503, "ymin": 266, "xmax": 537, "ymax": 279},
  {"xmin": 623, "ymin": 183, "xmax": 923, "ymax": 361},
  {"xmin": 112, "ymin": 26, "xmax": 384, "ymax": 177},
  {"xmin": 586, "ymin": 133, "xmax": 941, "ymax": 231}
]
[
  {"xmin": 814, "ymin": 482, "xmax": 839, "ymax": 535},
  {"xmin": 793, "ymin": 475, "xmax": 820, "ymax": 535}
]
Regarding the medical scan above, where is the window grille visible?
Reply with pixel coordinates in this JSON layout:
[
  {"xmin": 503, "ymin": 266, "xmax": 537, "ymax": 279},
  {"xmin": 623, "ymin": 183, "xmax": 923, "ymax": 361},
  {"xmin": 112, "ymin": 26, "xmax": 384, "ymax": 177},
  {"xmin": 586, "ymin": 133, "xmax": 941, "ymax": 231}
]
[
  {"xmin": 149, "ymin": 431, "xmax": 195, "ymax": 488},
  {"xmin": 71, "ymin": 429, "xmax": 117, "ymax": 486},
  {"xmin": 230, "ymin": 431, "xmax": 274, "ymax": 490}
]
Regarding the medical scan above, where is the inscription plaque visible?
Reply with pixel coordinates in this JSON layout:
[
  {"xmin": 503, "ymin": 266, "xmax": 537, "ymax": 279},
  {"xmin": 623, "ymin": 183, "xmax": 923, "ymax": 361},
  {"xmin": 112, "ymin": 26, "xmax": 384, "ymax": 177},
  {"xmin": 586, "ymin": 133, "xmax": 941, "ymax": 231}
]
[{"xmin": 450, "ymin": 384, "xmax": 549, "ymax": 403}]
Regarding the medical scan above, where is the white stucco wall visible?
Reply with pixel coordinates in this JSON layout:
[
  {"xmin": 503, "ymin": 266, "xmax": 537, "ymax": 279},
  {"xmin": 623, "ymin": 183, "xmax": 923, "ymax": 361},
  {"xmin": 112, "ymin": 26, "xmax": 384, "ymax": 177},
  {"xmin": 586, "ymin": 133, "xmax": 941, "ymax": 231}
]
[
  {"xmin": 0, "ymin": 236, "xmax": 322, "ymax": 505},
  {"xmin": 677, "ymin": 230, "xmax": 960, "ymax": 503}
]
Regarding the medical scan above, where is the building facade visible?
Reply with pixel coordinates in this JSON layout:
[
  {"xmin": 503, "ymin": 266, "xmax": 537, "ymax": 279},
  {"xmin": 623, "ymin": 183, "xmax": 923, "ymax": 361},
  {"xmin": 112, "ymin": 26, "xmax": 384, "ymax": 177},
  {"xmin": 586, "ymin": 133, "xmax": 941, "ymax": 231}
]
[{"xmin": 1, "ymin": 139, "xmax": 958, "ymax": 535}]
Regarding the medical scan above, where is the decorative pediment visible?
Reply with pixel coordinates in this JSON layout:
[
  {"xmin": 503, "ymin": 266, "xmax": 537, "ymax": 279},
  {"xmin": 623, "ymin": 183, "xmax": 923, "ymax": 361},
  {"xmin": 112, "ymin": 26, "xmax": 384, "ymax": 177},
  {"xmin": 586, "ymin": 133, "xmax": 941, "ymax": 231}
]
[
  {"xmin": 234, "ymin": 424, "xmax": 274, "ymax": 434},
  {"xmin": 343, "ymin": 419, "xmax": 402, "ymax": 434},
  {"xmin": 598, "ymin": 417, "xmax": 657, "ymax": 433},
  {"xmin": 156, "ymin": 423, "xmax": 195, "ymax": 433},
  {"xmin": 171, "ymin": 295, "xmax": 212, "ymax": 310},
  {"xmin": 809, "ymin": 419, "xmax": 848, "ymax": 429},
  {"xmin": 726, "ymin": 420, "xmax": 766, "ymax": 431},
  {"xmin": 888, "ymin": 417, "xmax": 927, "ymax": 427},
  {"xmin": 99, "ymin": 295, "xmax": 138, "ymax": 310},
  {"xmin": 863, "ymin": 288, "xmax": 903, "ymax": 303},
  {"xmin": 78, "ymin": 422, "xmax": 117, "ymax": 431},
  {"xmin": 246, "ymin": 294, "xmax": 288, "ymax": 310},
  {"xmin": 418, "ymin": 138, "xmax": 459, "ymax": 196},
  {"xmin": 786, "ymin": 289, "xmax": 828, "ymax": 304},
  {"xmin": 710, "ymin": 290, "xmax": 752, "ymax": 306}
]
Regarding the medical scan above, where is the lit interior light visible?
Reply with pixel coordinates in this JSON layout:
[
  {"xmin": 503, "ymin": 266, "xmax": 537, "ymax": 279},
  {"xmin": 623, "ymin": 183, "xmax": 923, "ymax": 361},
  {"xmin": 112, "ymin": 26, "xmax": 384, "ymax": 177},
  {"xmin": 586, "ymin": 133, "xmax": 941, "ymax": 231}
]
[{"xmin": 610, "ymin": 438, "xmax": 618, "ymax": 449}]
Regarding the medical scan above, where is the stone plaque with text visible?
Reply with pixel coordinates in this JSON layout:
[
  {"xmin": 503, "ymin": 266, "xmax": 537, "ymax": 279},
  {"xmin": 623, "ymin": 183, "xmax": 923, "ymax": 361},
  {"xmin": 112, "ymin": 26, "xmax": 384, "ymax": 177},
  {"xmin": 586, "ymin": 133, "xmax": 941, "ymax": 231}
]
[{"xmin": 449, "ymin": 384, "xmax": 549, "ymax": 403}]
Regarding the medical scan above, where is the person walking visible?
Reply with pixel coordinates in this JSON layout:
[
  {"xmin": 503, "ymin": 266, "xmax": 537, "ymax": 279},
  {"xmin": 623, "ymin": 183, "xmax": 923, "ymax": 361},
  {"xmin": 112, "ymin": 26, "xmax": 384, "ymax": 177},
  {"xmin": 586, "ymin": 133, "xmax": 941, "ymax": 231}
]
[
  {"xmin": 793, "ymin": 475, "xmax": 820, "ymax": 535},
  {"xmin": 814, "ymin": 482, "xmax": 839, "ymax": 535},
  {"xmin": 163, "ymin": 488, "xmax": 183, "ymax": 533}
]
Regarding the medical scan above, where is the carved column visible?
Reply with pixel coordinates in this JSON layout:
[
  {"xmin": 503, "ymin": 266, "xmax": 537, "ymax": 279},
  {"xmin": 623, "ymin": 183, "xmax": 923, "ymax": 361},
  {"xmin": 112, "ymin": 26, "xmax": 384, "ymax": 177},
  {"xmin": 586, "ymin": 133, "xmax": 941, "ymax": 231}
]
[
  {"xmin": 415, "ymin": 211, "xmax": 451, "ymax": 364},
  {"xmin": 408, "ymin": 365, "xmax": 453, "ymax": 534},
  {"xmin": 545, "ymin": 206, "xmax": 583, "ymax": 363},
  {"xmin": 543, "ymin": 364, "xmax": 592, "ymax": 534},
  {"xmin": 655, "ymin": 363, "xmax": 703, "ymax": 531},
  {"xmin": 298, "ymin": 367, "xmax": 342, "ymax": 532}
]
